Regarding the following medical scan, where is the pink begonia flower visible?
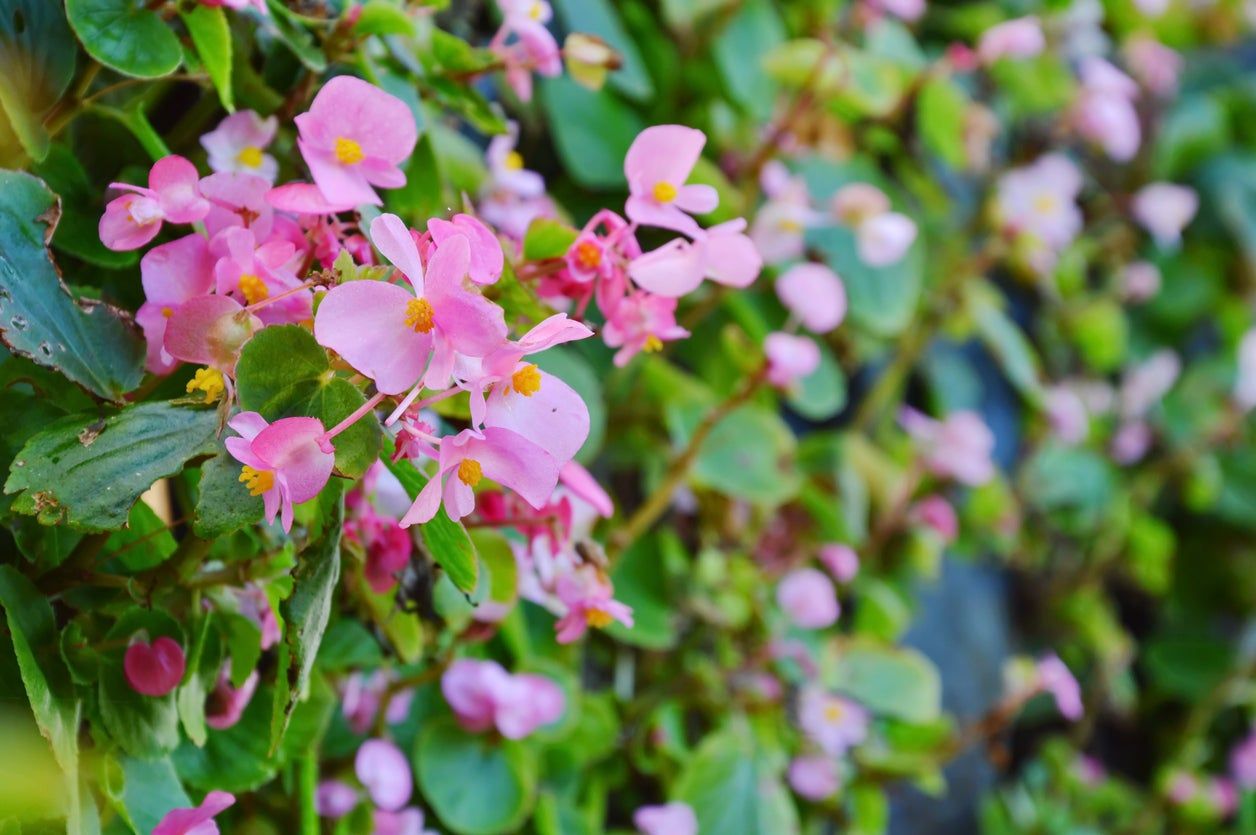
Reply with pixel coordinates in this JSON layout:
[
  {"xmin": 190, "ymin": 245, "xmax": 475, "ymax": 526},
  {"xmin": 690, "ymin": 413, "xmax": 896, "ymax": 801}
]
[
  {"xmin": 995, "ymin": 154, "xmax": 1083, "ymax": 254},
  {"xmin": 1124, "ymin": 36, "xmax": 1181, "ymax": 97},
  {"xmin": 225, "ymin": 412, "xmax": 337, "ymax": 533},
  {"xmin": 911, "ymin": 495, "xmax": 958, "ymax": 543},
  {"xmin": 776, "ymin": 263, "xmax": 847, "ymax": 334},
  {"xmin": 201, "ymin": 171, "xmax": 278, "ymax": 245},
  {"xmin": 493, "ymin": 1, "xmax": 560, "ymax": 103},
  {"xmin": 153, "ymin": 791, "xmax": 235, "ymax": 835},
  {"xmin": 316, "ymin": 780, "xmax": 359, "ymax": 819},
  {"xmin": 212, "ymin": 227, "xmax": 310, "ymax": 324},
  {"xmin": 441, "ymin": 658, "xmax": 565, "ymax": 739},
  {"xmin": 135, "ymin": 234, "xmax": 216, "ymax": 374},
  {"xmin": 602, "ymin": 292, "xmax": 689, "ymax": 366},
  {"xmin": 356, "ymin": 739, "xmax": 412, "ymax": 812},
  {"xmin": 633, "ymin": 802, "xmax": 698, "ymax": 835},
  {"xmin": 1119, "ymin": 349, "xmax": 1180, "ymax": 419},
  {"xmin": 900, "ymin": 407, "xmax": 996, "ymax": 486},
  {"xmin": 401, "ymin": 427, "xmax": 560, "ymax": 526},
  {"xmin": 788, "ymin": 755, "xmax": 841, "ymax": 801},
  {"xmin": 1121, "ymin": 261, "xmax": 1161, "ymax": 303},
  {"xmin": 124, "ymin": 636, "xmax": 186, "ymax": 697},
  {"xmin": 341, "ymin": 671, "xmax": 413, "ymax": 734},
  {"xmin": 831, "ymin": 183, "xmax": 890, "ymax": 224},
  {"xmin": 868, "ymin": 0, "xmax": 925, "ymax": 22},
  {"xmin": 629, "ymin": 219, "xmax": 762, "ymax": 298},
  {"xmin": 554, "ymin": 565, "xmax": 634, "ymax": 643},
  {"xmin": 483, "ymin": 366, "xmax": 590, "ymax": 464},
  {"xmin": 559, "ymin": 460, "xmax": 614, "ymax": 518},
  {"xmin": 1235, "ymin": 329, "xmax": 1256, "ymax": 411},
  {"xmin": 751, "ymin": 162, "xmax": 817, "ymax": 264},
  {"xmin": 100, "ymin": 155, "xmax": 210, "ymax": 250},
  {"xmin": 977, "ymin": 16, "xmax": 1045, "ymax": 63},
  {"xmin": 1036, "ymin": 653, "xmax": 1083, "ymax": 720},
  {"xmin": 428, "ymin": 214, "xmax": 505, "ymax": 285},
  {"xmin": 234, "ymin": 584, "xmax": 279, "ymax": 650},
  {"xmin": 799, "ymin": 688, "xmax": 870, "ymax": 756},
  {"xmin": 201, "ymin": 110, "xmax": 279, "ymax": 181},
  {"xmin": 315, "ymin": 215, "xmax": 506, "ymax": 394},
  {"xmin": 374, "ymin": 808, "xmax": 437, "ymax": 835},
  {"xmin": 819, "ymin": 543, "xmax": 860, "ymax": 583},
  {"xmin": 855, "ymin": 211, "xmax": 917, "ymax": 267},
  {"xmin": 1044, "ymin": 386, "xmax": 1089, "ymax": 445},
  {"xmin": 486, "ymin": 123, "xmax": 545, "ymax": 198},
  {"xmin": 1131, "ymin": 183, "xmax": 1198, "ymax": 248},
  {"xmin": 205, "ymin": 665, "xmax": 258, "ymax": 730},
  {"xmin": 295, "ymin": 76, "xmax": 418, "ymax": 207},
  {"xmin": 163, "ymin": 294, "xmax": 262, "ymax": 373},
  {"xmin": 267, "ymin": 181, "xmax": 358, "ymax": 216},
  {"xmin": 1073, "ymin": 58, "xmax": 1141, "ymax": 163},
  {"xmin": 765, "ymin": 332, "xmax": 821, "ymax": 389},
  {"xmin": 1230, "ymin": 730, "xmax": 1256, "ymax": 789},
  {"xmin": 776, "ymin": 568, "xmax": 840, "ymax": 629},
  {"xmin": 624, "ymin": 125, "xmax": 719, "ymax": 237},
  {"xmin": 1111, "ymin": 420, "xmax": 1152, "ymax": 465},
  {"xmin": 360, "ymin": 516, "xmax": 414, "ymax": 594},
  {"xmin": 200, "ymin": 0, "xmax": 267, "ymax": 12}
]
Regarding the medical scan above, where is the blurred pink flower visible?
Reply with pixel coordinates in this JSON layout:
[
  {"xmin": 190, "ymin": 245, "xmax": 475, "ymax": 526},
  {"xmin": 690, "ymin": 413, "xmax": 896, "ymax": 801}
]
[
  {"xmin": 205, "ymin": 665, "xmax": 258, "ymax": 730},
  {"xmin": 356, "ymin": 739, "xmax": 412, "ymax": 812},
  {"xmin": 900, "ymin": 407, "xmax": 996, "ymax": 485},
  {"xmin": 818, "ymin": 543, "xmax": 860, "ymax": 583},
  {"xmin": 788, "ymin": 755, "xmax": 841, "ymax": 800},
  {"xmin": 124, "ymin": 636, "xmax": 186, "ymax": 697},
  {"xmin": 603, "ymin": 292, "xmax": 689, "ymax": 365},
  {"xmin": 316, "ymin": 780, "xmax": 359, "ymax": 819},
  {"xmin": 555, "ymin": 565, "xmax": 634, "ymax": 642},
  {"xmin": 777, "ymin": 568, "xmax": 840, "ymax": 629},
  {"xmin": 764, "ymin": 332, "xmax": 821, "ymax": 388},
  {"xmin": 776, "ymin": 263, "xmax": 847, "ymax": 334},
  {"xmin": 201, "ymin": 110, "xmax": 278, "ymax": 181},
  {"xmin": 1132, "ymin": 183, "xmax": 1198, "ymax": 248},
  {"xmin": 978, "ymin": 17, "xmax": 1045, "ymax": 63},
  {"xmin": 153, "ymin": 791, "xmax": 235, "ymax": 835},
  {"xmin": 911, "ymin": 495, "xmax": 958, "ymax": 543},
  {"xmin": 441, "ymin": 658, "xmax": 565, "ymax": 739},
  {"xmin": 225, "ymin": 412, "xmax": 337, "ymax": 533},
  {"xmin": 1036, "ymin": 653, "xmax": 1083, "ymax": 720},
  {"xmin": 634, "ymin": 802, "xmax": 698, "ymax": 835},
  {"xmin": 799, "ymin": 688, "xmax": 869, "ymax": 756}
]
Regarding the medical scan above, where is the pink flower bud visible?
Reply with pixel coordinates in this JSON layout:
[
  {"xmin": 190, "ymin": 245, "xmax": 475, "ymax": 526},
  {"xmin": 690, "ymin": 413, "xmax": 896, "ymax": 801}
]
[{"xmin": 124, "ymin": 636, "xmax": 186, "ymax": 697}]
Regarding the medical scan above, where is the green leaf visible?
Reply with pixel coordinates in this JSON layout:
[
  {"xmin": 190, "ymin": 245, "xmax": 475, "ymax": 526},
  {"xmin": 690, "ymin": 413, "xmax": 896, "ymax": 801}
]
[
  {"xmin": 522, "ymin": 218, "xmax": 579, "ymax": 261},
  {"xmin": 98, "ymin": 610, "xmax": 183, "ymax": 759},
  {"xmin": 806, "ymin": 222, "xmax": 923, "ymax": 336},
  {"xmin": 271, "ymin": 482, "xmax": 344, "ymax": 752},
  {"xmin": 176, "ymin": 614, "xmax": 214, "ymax": 748},
  {"xmin": 192, "ymin": 441, "xmax": 264, "ymax": 538},
  {"xmin": 0, "ymin": 169, "xmax": 145, "ymax": 401},
  {"xmin": 988, "ymin": 53, "xmax": 1075, "ymax": 118},
  {"xmin": 386, "ymin": 457, "xmax": 479, "ymax": 593},
  {"xmin": 668, "ymin": 401, "xmax": 801, "ymax": 506},
  {"xmin": 174, "ymin": 684, "xmax": 280, "ymax": 793},
  {"xmin": 355, "ymin": 0, "xmax": 416, "ymax": 36},
  {"xmin": 180, "ymin": 6, "xmax": 233, "ymax": 110},
  {"xmin": 387, "ymin": 132, "xmax": 443, "ymax": 224},
  {"xmin": 235, "ymin": 325, "xmax": 380, "ymax": 478},
  {"xmin": 541, "ymin": 77, "xmax": 644, "ymax": 190},
  {"xmin": 112, "ymin": 757, "xmax": 189, "ymax": 835},
  {"xmin": 833, "ymin": 643, "xmax": 942, "ymax": 723},
  {"xmin": 552, "ymin": 0, "xmax": 654, "ymax": 101},
  {"xmin": 0, "ymin": 0, "xmax": 77, "ymax": 161},
  {"xmin": 970, "ymin": 290, "xmax": 1042, "ymax": 402},
  {"xmin": 65, "ymin": 0, "xmax": 182, "ymax": 79},
  {"xmin": 785, "ymin": 340, "xmax": 847, "ymax": 422},
  {"xmin": 262, "ymin": 0, "xmax": 326, "ymax": 71},
  {"xmin": 675, "ymin": 726, "xmax": 800, "ymax": 835},
  {"xmin": 103, "ymin": 500, "xmax": 177, "ymax": 572},
  {"xmin": 606, "ymin": 534, "xmax": 679, "ymax": 649},
  {"xmin": 0, "ymin": 565, "xmax": 84, "ymax": 832},
  {"xmin": 416, "ymin": 716, "xmax": 538, "ymax": 835},
  {"xmin": 711, "ymin": 0, "xmax": 785, "ymax": 118},
  {"xmin": 917, "ymin": 75, "xmax": 968, "ymax": 168},
  {"xmin": 5, "ymin": 401, "xmax": 220, "ymax": 531}
]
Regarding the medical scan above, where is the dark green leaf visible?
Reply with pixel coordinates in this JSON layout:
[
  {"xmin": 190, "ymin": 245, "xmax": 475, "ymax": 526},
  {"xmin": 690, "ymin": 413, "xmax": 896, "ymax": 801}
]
[
  {"xmin": 0, "ymin": 0, "xmax": 77, "ymax": 161},
  {"xmin": 180, "ymin": 6, "xmax": 233, "ymax": 110},
  {"xmin": 540, "ymin": 77, "xmax": 643, "ymax": 190},
  {"xmin": 711, "ymin": 0, "xmax": 784, "ymax": 118},
  {"xmin": 0, "ymin": 169, "xmax": 145, "ymax": 401},
  {"xmin": 416, "ymin": 717, "xmax": 538, "ymax": 835},
  {"xmin": 675, "ymin": 725, "xmax": 799, "ymax": 835},
  {"xmin": 65, "ymin": 0, "xmax": 182, "ymax": 79},
  {"xmin": 192, "ymin": 443, "xmax": 265, "ymax": 538},
  {"xmin": 522, "ymin": 218, "xmax": 579, "ymax": 261}
]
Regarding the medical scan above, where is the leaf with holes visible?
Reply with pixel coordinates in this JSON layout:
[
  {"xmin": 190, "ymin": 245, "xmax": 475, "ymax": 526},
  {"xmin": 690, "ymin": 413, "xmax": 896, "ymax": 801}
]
[{"xmin": 0, "ymin": 169, "xmax": 145, "ymax": 401}]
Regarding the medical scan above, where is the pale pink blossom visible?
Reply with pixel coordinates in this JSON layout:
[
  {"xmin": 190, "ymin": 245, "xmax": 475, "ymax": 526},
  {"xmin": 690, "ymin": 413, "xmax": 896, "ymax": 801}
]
[
  {"xmin": 554, "ymin": 565, "xmax": 634, "ymax": 642},
  {"xmin": 776, "ymin": 568, "xmax": 840, "ymax": 629},
  {"xmin": 634, "ymin": 802, "xmax": 698, "ymax": 835},
  {"xmin": 818, "ymin": 543, "xmax": 860, "ymax": 583},
  {"xmin": 624, "ymin": 125, "xmax": 719, "ymax": 237},
  {"xmin": 831, "ymin": 183, "xmax": 891, "ymax": 224},
  {"xmin": 1230, "ymin": 729, "xmax": 1256, "ymax": 789},
  {"xmin": 1037, "ymin": 654, "xmax": 1083, "ymax": 720},
  {"xmin": 776, "ymin": 263, "xmax": 847, "ymax": 333},
  {"xmin": 868, "ymin": 0, "xmax": 925, "ymax": 22},
  {"xmin": 629, "ymin": 219, "xmax": 762, "ymax": 297},
  {"xmin": 799, "ymin": 688, "xmax": 869, "ymax": 756},
  {"xmin": 764, "ymin": 332, "xmax": 821, "ymax": 388},
  {"xmin": 153, "ymin": 791, "xmax": 235, "ymax": 835},
  {"xmin": 1120, "ymin": 350, "xmax": 1180, "ymax": 419},
  {"xmin": 428, "ymin": 213, "xmax": 505, "ymax": 286},
  {"xmin": 124, "ymin": 636, "xmax": 186, "ymax": 697},
  {"xmin": 1044, "ymin": 386, "xmax": 1089, "ymax": 445},
  {"xmin": 602, "ymin": 292, "xmax": 689, "ymax": 366},
  {"xmin": 856, "ymin": 211, "xmax": 917, "ymax": 267},
  {"xmin": 1073, "ymin": 58, "xmax": 1141, "ymax": 163},
  {"xmin": 356, "ymin": 739, "xmax": 412, "ymax": 812},
  {"xmin": 1132, "ymin": 183, "xmax": 1198, "ymax": 248},
  {"xmin": 1121, "ymin": 261, "xmax": 1161, "ymax": 302},
  {"xmin": 135, "ymin": 234, "xmax": 216, "ymax": 374},
  {"xmin": 788, "ymin": 755, "xmax": 841, "ymax": 800},
  {"xmin": 911, "ymin": 495, "xmax": 958, "ymax": 543},
  {"xmin": 978, "ymin": 17, "xmax": 1045, "ymax": 63},
  {"xmin": 201, "ymin": 110, "xmax": 279, "ymax": 181},
  {"xmin": 900, "ymin": 407, "xmax": 997, "ymax": 485},
  {"xmin": 316, "ymin": 780, "xmax": 359, "ymax": 819},
  {"xmin": 1111, "ymin": 420, "xmax": 1152, "ymax": 465},
  {"xmin": 995, "ymin": 154, "xmax": 1084, "ymax": 255},
  {"xmin": 295, "ymin": 76, "xmax": 418, "ymax": 207},
  {"xmin": 205, "ymin": 665, "xmax": 258, "ymax": 731},
  {"xmin": 100, "ymin": 155, "xmax": 210, "ymax": 250},
  {"xmin": 1124, "ymin": 36, "xmax": 1181, "ymax": 97},
  {"xmin": 212, "ymin": 227, "xmax": 310, "ymax": 324},
  {"xmin": 486, "ymin": 123, "xmax": 545, "ymax": 198},
  {"xmin": 163, "ymin": 294, "xmax": 262, "ymax": 374},
  {"xmin": 225, "ymin": 412, "xmax": 337, "ymax": 533},
  {"xmin": 441, "ymin": 658, "xmax": 565, "ymax": 739}
]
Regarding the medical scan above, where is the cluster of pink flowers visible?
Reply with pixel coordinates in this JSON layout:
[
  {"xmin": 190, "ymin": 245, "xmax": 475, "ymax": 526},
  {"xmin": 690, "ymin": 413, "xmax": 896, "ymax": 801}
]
[
  {"xmin": 441, "ymin": 658, "xmax": 565, "ymax": 739},
  {"xmin": 1004, "ymin": 653, "xmax": 1083, "ymax": 721},
  {"xmin": 490, "ymin": 0, "xmax": 562, "ymax": 102},
  {"xmin": 317, "ymin": 739, "xmax": 438, "ymax": 833},
  {"xmin": 787, "ymin": 687, "xmax": 871, "ymax": 801}
]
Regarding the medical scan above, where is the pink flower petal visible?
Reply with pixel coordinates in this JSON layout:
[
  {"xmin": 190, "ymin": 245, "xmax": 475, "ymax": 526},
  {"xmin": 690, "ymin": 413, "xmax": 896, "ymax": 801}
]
[{"xmin": 314, "ymin": 280, "xmax": 433, "ymax": 395}]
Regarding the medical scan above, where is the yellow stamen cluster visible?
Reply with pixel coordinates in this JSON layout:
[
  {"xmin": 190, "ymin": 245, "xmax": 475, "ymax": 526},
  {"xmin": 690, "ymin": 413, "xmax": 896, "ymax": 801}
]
[
  {"xmin": 529, "ymin": 0, "xmax": 544, "ymax": 19},
  {"xmin": 239, "ymin": 466, "xmax": 275, "ymax": 497},
  {"xmin": 239, "ymin": 273, "xmax": 268, "ymax": 305},
  {"xmin": 643, "ymin": 334, "xmax": 664, "ymax": 353},
  {"xmin": 404, "ymin": 297, "xmax": 435, "ymax": 333},
  {"xmin": 186, "ymin": 367, "xmax": 226, "ymax": 404},
  {"xmin": 504, "ymin": 151, "xmax": 525, "ymax": 171},
  {"xmin": 652, "ymin": 181, "xmax": 678, "ymax": 203},
  {"xmin": 584, "ymin": 608, "xmax": 615, "ymax": 628},
  {"xmin": 161, "ymin": 306, "xmax": 174, "ymax": 319},
  {"xmin": 334, "ymin": 136, "xmax": 365, "ymax": 166},
  {"xmin": 457, "ymin": 458, "xmax": 483, "ymax": 488},
  {"xmin": 1033, "ymin": 193, "xmax": 1057, "ymax": 214},
  {"xmin": 574, "ymin": 241, "xmax": 601, "ymax": 271},
  {"xmin": 823, "ymin": 702, "xmax": 846, "ymax": 723},
  {"xmin": 510, "ymin": 363, "xmax": 542, "ymax": 397},
  {"xmin": 237, "ymin": 146, "xmax": 264, "ymax": 168}
]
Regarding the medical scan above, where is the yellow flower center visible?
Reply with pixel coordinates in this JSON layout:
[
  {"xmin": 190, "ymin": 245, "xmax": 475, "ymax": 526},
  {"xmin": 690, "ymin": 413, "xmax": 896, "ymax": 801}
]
[
  {"xmin": 239, "ymin": 466, "xmax": 275, "ymax": 497},
  {"xmin": 1033, "ymin": 193, "xmax": 1057, "ymax": 214},
  {"xmin": 185, "ymin": 367, "xmax": 226, "ymax": 404},
  {"xmin": 574, "ymin": 241, "xmax": 601, "ymax": 270},
  {"xmin": 334, "ymin": 136, "xmax": 365, "ymax": 166},
  {"xmin": 643, "ymin": 334, "xmax": 664, "ymax": 353},
  {"xmin": 161, "ymin": 306, "xmax": 174, "ymax": 318},
  {"xmin": 457, "ymin": 458, "xmax": 483, "ymax": 488},
  {"xmin": 510, "ymin": 363, "xmax": 542, "ymax": 397},
  {"xmin": 237, "ymin": 146, "xmax": 264, "ymax": 169},
  {"xmin": 529, "ymin": 1, "xmax": 544, "ymax": 19},
  {"xmin": 778, "ymin": 218, "xmax": 804, "ymax": 233},
  {"xmin": 504, "ymin": 151, "xmax": 525, "ymax": 171},
  {"xmin": 585, "ymin": 608, "xmax": 615, "ymax": 628},
  {"xmin": 652, "ymin": 181, "xmax": 678, "ymax": 203},
  {"xmin": 404, "ymin": 297, "xmax": 435, "ymax": 333},
  {"xmin": 823, "ymin": 702, "xmax": 845, "ymax": 723},
  {"xmin": 238, "ymin": 273, "xmax": 268, "ymax": 305}
]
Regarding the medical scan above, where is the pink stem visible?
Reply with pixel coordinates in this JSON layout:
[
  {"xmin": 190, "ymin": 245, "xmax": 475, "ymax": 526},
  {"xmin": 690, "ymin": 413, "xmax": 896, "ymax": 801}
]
[
  {"xmin": 322, "ymin": 390, "xmax": 386, "ymax": 442},
  {"xmin": 245, "ymin": 280, "xmax": 318, "ymax": 314}
]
